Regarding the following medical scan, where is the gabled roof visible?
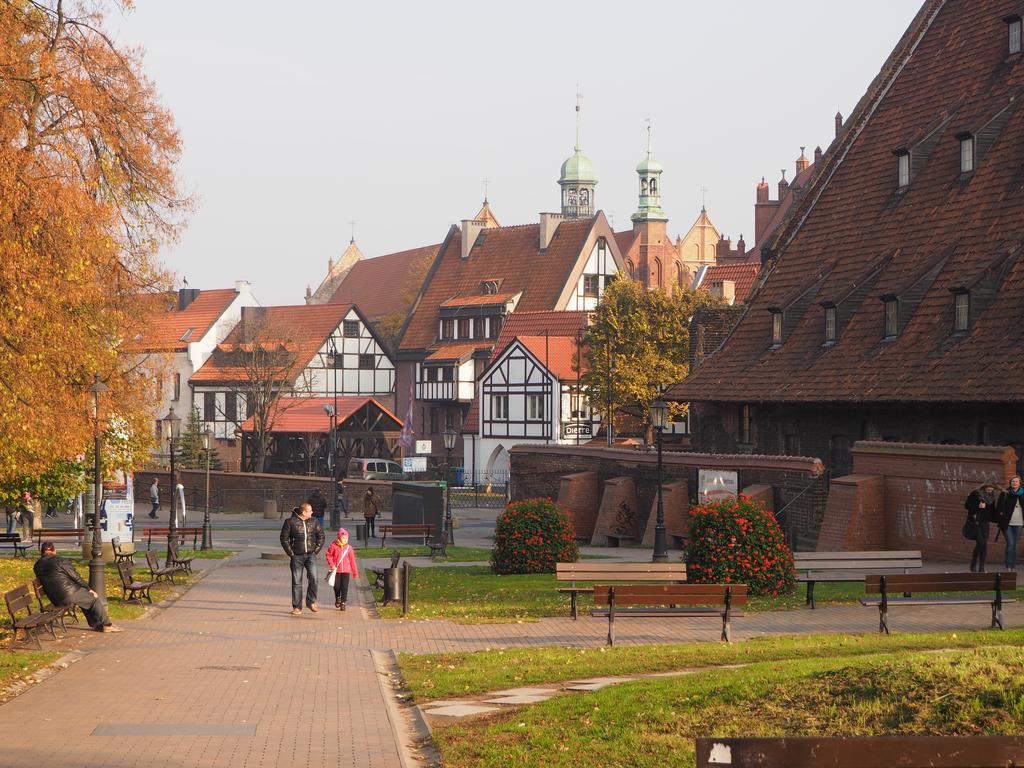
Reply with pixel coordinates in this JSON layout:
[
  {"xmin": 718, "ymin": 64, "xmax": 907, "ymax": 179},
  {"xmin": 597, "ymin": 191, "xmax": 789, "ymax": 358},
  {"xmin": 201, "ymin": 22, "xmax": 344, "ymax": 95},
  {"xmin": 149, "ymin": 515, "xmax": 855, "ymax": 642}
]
[
  {"xmin": 399, "ymin": 215, "xmax": 610, "ymax": 352},
  {"xmin": 514, "ymin": 335, "xmax": 585, "ymax": 381},
  {"xmin": 133, "ymin": 288, "xmax": 240, "ymax": 352},
  {"xmin": 327, "ymin": 244, "xmax": 440, "ymax": 320},
  {"xmin": 693, "ymin": 263, "xmax": 762, "ymax": 304},
  {"xmin": 237, "ymin": 396, "xmax": 402, "ymax": 434},
  {"xmin": 671, "ymin": 0, "xmax": 1024, "ymax": 404},
  {"xmin": 191, "ymin": 304, "xmax": 356, "ymax": 383},
  {"xmin": 492, "ymin": 310, "xmax": 590, "ymax": 353}
]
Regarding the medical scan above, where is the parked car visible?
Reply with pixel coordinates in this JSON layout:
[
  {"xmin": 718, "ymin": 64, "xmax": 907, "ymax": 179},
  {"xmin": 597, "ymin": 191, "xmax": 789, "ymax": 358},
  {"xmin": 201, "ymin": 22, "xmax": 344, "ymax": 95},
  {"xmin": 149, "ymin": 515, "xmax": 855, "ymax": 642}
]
[{"xmin": 346, "ymin": 458, "xmax": 404, "ymax": 480}]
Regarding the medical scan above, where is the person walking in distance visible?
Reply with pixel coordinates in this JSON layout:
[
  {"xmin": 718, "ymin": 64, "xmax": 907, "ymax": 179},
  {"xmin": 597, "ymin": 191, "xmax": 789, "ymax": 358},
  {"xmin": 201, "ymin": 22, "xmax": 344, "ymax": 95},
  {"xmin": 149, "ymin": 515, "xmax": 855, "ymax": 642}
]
[
  {"xmin": 363, "ymin": 487, "xmax": 380, "ymax": 539},
  {"xmin": 280, "ymin": 502, "xmax": 325, "ymax": 615},
  {"xmin": 34, "ymin": 541, "xmax": 122, "ymax": 632},
  {"xmin": 308, "ymin": 488, "xmax": 327, "ymax": 529},
  {"xmin": 325, "ymin": 528, "xmax": 359, "ymax": 611},
  {"xmin": 997, "ymin": 475, "xmax": 1024, "ymax": 570},
  {"xmin": 964, "ymin": 483, "xmax": 997, "ymax": 572},
  {"xmin": 149, "ymin": 479, "xmax": 160, "ymax": 519}
]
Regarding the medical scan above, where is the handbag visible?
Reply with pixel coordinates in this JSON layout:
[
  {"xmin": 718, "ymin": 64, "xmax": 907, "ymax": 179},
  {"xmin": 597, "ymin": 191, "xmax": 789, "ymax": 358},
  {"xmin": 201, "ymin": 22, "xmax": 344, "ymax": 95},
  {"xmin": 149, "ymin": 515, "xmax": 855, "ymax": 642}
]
[
  {"xmin": 327, "ymin": 566, "xmax": 338, "ymax": 587},
  {"xmin": 962, "ymin": 517, "xmax": 979, "ymax": 540}
]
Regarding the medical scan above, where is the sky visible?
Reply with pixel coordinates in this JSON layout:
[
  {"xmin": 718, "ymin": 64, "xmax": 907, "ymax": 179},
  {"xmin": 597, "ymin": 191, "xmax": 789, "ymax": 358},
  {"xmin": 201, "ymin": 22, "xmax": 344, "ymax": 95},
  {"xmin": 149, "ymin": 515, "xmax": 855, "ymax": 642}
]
[{"xmin": 112, "ymin": 1, "xmax": 923, "ymax": 306}]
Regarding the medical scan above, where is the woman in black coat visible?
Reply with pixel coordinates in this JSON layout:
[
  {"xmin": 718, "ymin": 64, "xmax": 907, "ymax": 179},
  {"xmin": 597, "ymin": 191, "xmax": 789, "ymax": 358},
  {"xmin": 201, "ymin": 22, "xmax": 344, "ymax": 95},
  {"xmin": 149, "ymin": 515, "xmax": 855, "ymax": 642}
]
[{"xmin": 965, "ymin": 483, "xmax": 998, "ymax": 572}]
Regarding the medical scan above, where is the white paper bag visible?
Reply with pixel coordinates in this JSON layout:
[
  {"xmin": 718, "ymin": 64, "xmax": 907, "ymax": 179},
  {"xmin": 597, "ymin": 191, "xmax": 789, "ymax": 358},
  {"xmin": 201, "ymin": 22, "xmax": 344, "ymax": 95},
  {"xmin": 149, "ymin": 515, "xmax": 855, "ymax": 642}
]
[{"xmin": 327, "ymin": 567, "xmax": 337, "ymax": 587}]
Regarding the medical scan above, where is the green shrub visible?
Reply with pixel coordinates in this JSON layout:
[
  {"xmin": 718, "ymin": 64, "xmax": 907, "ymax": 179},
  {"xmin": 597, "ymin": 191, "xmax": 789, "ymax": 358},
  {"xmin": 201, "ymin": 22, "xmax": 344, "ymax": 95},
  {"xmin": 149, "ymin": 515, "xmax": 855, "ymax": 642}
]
[
  {"xmin": 685, "ymin": 494, "xmax": 795, "ymax": 596},
  {"xmin": 490, "ymin": 498, "xmax": 579, "ymax": 575}
]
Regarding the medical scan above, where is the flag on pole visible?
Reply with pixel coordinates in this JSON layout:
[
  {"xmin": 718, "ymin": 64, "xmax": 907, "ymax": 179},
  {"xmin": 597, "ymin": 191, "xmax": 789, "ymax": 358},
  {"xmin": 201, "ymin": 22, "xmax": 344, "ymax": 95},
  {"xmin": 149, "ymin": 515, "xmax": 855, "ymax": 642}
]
[{"xmin": 398, "ymin": 375, "xmax": 415, "ymax": 452}]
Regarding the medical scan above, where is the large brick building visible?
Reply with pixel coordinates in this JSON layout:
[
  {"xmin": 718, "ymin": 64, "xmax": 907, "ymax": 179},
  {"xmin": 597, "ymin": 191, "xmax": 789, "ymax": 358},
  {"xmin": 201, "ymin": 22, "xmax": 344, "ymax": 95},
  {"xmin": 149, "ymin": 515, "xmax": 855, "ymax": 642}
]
[{"xmin": 670, "ymin": 0, "xmax": 1024, "ymax": 477}]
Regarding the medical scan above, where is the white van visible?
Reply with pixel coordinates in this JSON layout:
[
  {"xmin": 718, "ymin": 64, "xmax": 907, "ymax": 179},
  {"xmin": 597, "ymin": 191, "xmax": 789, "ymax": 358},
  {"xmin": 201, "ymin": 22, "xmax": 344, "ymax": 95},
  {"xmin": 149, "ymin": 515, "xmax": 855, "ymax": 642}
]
[{"xmin": 346, "ymin": 458, "xmax": 404, "ymax": 480}]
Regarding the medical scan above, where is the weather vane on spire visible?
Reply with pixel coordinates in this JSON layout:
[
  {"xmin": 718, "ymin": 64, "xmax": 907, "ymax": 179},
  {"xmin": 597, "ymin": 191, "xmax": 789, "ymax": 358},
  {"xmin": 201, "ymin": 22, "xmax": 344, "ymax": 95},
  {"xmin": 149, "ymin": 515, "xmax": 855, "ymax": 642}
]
[
  {"xmin": 646, "ymin": 117, "xmax": 652, "ymax": 155},
  {"xmin": 575, "ymin": 83, "xmax": 583, "ymax": 150},
  {"xmin": 349, "ymin": 220, "xmax": 356, "ymax": 244},
  {"xmin": 482, "ymin": 176, "xmax": 490, "ymax": 203}
]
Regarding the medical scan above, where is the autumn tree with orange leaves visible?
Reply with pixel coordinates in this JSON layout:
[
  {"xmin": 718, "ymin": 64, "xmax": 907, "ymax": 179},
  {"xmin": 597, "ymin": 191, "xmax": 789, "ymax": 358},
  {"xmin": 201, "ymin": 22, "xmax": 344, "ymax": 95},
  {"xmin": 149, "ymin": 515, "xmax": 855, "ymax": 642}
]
[{"xmin": 0, "ymin": 0, "xmax": 187, "ymax": 489}]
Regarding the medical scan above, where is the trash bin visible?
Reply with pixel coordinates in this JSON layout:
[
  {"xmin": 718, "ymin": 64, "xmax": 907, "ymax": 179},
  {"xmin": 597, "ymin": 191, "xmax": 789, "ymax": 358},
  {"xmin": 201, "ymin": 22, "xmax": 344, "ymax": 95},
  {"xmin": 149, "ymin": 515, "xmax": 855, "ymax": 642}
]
[
  {"xmin": 383, "ymin": 567, "xmax": 402, "ymax": 605},
  {"xmin": 454, "ymin": 467, "xmax": 465, "ymax": 486},
  {"xmin": 263, "ymin": 498, "xmax": 278, "ymax": 520},
  {"xmin": 356, "ymin": 523, "xmax": 367, "ymax": 542}
]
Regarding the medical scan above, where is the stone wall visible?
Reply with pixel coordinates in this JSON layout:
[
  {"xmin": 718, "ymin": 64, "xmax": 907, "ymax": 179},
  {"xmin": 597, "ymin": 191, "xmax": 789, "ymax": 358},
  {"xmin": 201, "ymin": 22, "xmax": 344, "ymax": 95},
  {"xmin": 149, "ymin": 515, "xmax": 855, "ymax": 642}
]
[
  {"xmin": 510, "ymin": 444, "xmax": 827, "ymax": 547},
  {"xmin": 556, "ymin": 471, "xmax": 599, "ymax": 539}
]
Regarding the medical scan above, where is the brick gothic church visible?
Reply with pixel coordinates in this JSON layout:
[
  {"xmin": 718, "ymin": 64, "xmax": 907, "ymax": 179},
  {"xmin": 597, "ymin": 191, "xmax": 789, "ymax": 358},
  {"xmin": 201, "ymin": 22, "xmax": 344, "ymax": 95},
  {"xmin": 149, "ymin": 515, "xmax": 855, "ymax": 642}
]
[{"xmin": 671, "ymin": 0, "xmax": 1024, "ymax": 478}]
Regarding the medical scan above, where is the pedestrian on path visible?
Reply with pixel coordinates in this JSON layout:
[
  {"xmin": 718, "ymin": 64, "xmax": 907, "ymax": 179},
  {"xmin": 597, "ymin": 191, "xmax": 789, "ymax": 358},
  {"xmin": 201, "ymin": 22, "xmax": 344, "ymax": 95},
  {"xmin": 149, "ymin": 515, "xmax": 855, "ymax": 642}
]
[
  {"xmin": 325, "ymin": 527, "xmax": 359, "ymax": 611},
  {"xmin": 964, "ymin": 483, "xmax": 997, "ymax": 572},
  {"xmin": 4, "ymin": 503, "xmax": 15, "ymax": 534},
  {"xmin": 308, "ymin": 488, "xmax": 327, "ymax": 528},
  {"xmin": 997, "ymin": 475, "xmax": 1024, "ymax": 570},
  {"xmin": 280, "ymin": 502, "xmax": 325, "ymax": 615},
  {"xmin": 34, "ymin": 542, "xmax": 122, "ymax": 632},
  {"xmin": 18, "ymin": 492, "xmax": 34, "ymax": 541},
  {"xmin": 149, "ymin": 479, "xmax": 159, "ymax": 519},
  {"xmin": 363, "ymin": 487, "xmax": 379, "ymax": 538}
]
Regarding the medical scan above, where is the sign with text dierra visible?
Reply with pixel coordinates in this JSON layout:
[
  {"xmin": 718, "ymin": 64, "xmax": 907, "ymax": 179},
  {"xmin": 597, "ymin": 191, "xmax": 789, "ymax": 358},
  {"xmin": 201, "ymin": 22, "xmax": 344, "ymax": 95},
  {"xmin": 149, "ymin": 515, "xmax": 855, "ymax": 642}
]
[{"xmin": 698, "ymin": 469, "xmax": 738, "ymax": 503}]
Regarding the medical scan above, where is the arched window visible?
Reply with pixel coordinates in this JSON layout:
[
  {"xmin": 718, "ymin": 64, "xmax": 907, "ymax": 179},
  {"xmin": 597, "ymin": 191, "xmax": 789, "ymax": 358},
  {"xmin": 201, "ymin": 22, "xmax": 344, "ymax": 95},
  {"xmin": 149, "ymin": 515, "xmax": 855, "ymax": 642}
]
[
  {"xmin": 640, "ymin": 178, "xmax": 649, "ymax": 195},
  {"xmin": 568, "ymin": 188, "xmax": 578, "ymax": 205},
  {"xmin": 676, "ymin": 262, "xmax": 684, "ymax": 287},
  {"xmin": 649, "ymin": 178, "xmax": 657, "ymax": 195},
  {"xmin": 626, "ymin": 260, "xmax": 635, "ymax": 278},
  {"xmin": 693, "ymin": 243, "xmax": 700, "ymax": 262},
  {"xmin": 579, "ymin": 189, "xmax": 589, "ymax": 208},
  {"xmin": 654, "ymin": 258, "xmax": 663, "ymax": 287}
]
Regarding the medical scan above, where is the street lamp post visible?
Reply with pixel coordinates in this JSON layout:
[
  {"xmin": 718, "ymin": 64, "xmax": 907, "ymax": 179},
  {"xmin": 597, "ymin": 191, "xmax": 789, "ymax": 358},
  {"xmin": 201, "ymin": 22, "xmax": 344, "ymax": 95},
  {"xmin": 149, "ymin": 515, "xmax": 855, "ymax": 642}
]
[
  {"xmin": 88, "ymin": 374, "xmax": 108, "ymax": 594},
  {"xmin": 201, "ymin": 427, "xmax": 213, "ymax": 550},
  {"xmin": 649, "ymin": 399, "xmax": 669, "ymax": 563},
  {"xmin": 442, "ymin": 426, "xmax": 457, "ymax": 547},
  {"xmin": 162, "ymin": 407, "xmax": 182, "ymax": 567},
  {"xmin": 323, "ymin": 403, "xmax": 339, "ymax": 529}
]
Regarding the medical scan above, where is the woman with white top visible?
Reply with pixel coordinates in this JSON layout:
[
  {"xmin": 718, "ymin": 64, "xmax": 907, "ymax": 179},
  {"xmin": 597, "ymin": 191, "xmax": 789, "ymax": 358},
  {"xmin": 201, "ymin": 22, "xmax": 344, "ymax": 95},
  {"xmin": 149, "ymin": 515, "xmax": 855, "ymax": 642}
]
[{"xmin": 996, "ymin": 475, "xmax": 1024, "ymax": 570}]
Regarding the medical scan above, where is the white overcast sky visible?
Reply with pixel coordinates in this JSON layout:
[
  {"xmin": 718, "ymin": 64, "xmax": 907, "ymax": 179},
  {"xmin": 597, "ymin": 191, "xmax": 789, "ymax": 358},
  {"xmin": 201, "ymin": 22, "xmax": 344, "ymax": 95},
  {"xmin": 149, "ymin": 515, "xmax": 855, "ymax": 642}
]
[{"xmin": 112, "ymin": 1, "xmax": 922, "ymax": 306}]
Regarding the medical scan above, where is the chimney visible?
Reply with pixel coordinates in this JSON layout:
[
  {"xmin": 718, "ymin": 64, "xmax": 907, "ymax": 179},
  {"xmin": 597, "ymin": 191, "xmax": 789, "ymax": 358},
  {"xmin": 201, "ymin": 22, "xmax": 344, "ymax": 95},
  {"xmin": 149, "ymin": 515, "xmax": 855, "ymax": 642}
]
[
  {"xmin": 814, "ymin": 145, "xmax": 823, "ymax": 164},
  {"xmin": 461, "ymin": 218, "xmax": 485, "ymax": 259},
  {"xmin": 835, "ymin": 111, "xmax": 843, "ymax": 138},
  {"xmin": 717, "ymin": 236, "xmax": 732, "ymax": 259},
  {"xmin": 795, "ymin": 147, "xmax": 809, "ymax": 175},
  {"xmin": 234, "ymin": 279, "xmax": 251, "ymax": 296},
  {"xmin": 539, "ymin": 212, "xmax": 563, "ymax": 251},
  {"xmin": 719, "ymin": 279, "xmax": 736, "ymax": 305},
  {"xmin": 327, "ymin": 256, "xmax": 334, "ymax": 274},
  {"xmin": 177, "ymin": 287, "xmax": 200, "ymax": 311},
  {"xmin": 304, "ymin": 286, "xmax": 312, "ymax": 304},
  {"xmin": 756, "ymin": 177, "xmax": 770, "ymax": 203},
  {"xmin": 737, "ymin": 235, "xmax": 746, "ymax": 258},
  {"xmin": 239, "ymin": 305, "xmax": 264, "ymax": 343},
  {"xmin": 778, "ymin": 169, "xmax": 789, "ymax": 199}
]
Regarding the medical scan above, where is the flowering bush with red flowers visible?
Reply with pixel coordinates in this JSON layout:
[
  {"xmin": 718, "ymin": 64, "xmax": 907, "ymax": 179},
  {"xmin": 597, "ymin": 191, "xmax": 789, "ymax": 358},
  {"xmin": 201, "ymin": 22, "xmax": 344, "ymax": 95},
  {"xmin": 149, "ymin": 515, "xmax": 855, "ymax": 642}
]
[
  {"xmin": 491, "ymin": 498, "xmax": 579, "ymax": 575},
  {"xmin": 685, "ymin": 494, "xmax": 796, "ymax": 596}
]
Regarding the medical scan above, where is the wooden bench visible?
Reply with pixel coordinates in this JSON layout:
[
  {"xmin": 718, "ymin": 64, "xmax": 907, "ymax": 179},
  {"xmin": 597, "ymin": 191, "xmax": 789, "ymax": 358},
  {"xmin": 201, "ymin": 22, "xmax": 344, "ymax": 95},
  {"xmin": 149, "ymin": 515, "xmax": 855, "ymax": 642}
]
[
  {"xmin": 35, "ymin": 528, "xmax": 86, "ymax": 550},
  {"xmin": 695, "ymin": 735, "xmax": 1024, "ymax": 767},
  {"xmin": 117, "ymin": 562, "xmax": 156, "ymax": 604},
  {"xmin": 379, "ymin": 524, "xmax": 434, "ymax": 548},
  {"xmin": 861, "ymin": 571, "xmax": 1016, "ymax": 634},
  {"xmin": 0, "ymin": 532, "xmax": 31, "ymax": 557},
  {"xmin": 555, "ymin": 562, "xmax": 688, "ymax": 620},
  {"xmin": 604, "ymin": 533, "xmax": 636, "ymax": 547},
  {"xmin": 795, "ymin": 550, "xmax": 923, "ymax": 609},
  {"xmin": 592, "ymin": 583, "xmax": 746, "ymax": 646},
  {"xmin": 32, "ymin": 578, "xmax": 79, "ymax": 631},
  {"xmin": 111, "ymin": 537, "xmax": 135, "ymax": 565},
  {"xmin": 4, "ymin": 585, "xmax": 62, "ymax": 649},
  {"xmin": 145, "ymin": 550, "xmax": 181, "ymax": 584},
  {"xmin": 138, "ymin": 526, "xmax": 202, "ymax": 550},
  {"xmin": 168, "ymin": 541, "xmax": 195, "ymax": 574}
]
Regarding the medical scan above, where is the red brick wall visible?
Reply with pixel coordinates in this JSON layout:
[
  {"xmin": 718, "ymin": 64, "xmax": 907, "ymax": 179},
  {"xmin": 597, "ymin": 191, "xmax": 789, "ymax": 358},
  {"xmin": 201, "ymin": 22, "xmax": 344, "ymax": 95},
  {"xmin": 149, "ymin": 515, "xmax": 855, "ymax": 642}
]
[
  {"xmin": 816, "ymin": 474, "xmax": 885, "ymax": 552},
  {"xmin": 557, "ymin": 471, "xmax": 599, "ymax": 540},
  {"xmin": 742, "ymin": 484, "xmax": 774, "ymax": 514},
  {"xmin": 640, "ymin": 480, "xmax": 689, "ymax": 547},
  {"xmin": 591, "ymin": 477, "xmax": 639, "ymax": 546}
]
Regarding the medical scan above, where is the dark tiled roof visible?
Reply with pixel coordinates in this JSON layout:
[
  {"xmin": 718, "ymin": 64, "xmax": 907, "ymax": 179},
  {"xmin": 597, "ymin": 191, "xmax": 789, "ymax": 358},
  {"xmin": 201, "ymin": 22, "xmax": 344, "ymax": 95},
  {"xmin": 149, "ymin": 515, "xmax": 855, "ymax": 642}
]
[
  {"xmin": 328, "ymin": 244, "xmax": 439, "ymax": 320},
  {"xmin": 672, "ymin": 0, "xmax": 1024, "ymax": 404},
  {"xmin": 696, "ymin": 263, "xmax": 762, "ymax": 304},
  {"xmin": 134, "ymin": 289, "xmax": 239, "ymax": 352},
  {"xmin": 237, "ymin": 396, "xmax": 401, "ymax": 434},
  {"xmin": 399, "ymin": 217, "xmax": 600, "ymax": 352},
  {"xmin": 492, "ymin": 310, "xmax": 590, "ymax": 352}
]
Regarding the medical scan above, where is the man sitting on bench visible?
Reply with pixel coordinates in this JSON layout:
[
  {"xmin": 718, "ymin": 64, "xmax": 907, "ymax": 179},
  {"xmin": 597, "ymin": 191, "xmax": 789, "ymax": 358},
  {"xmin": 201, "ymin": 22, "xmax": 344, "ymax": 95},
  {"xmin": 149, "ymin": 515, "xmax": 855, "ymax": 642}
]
[{"xmin": 33, "ymin": 542, "xmax": 122, "ymax": 633}]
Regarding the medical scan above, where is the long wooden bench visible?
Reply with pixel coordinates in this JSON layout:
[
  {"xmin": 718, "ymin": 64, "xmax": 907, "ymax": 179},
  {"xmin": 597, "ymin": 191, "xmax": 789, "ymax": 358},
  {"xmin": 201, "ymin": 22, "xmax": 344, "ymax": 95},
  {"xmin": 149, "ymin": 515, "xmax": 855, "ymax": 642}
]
[
  {"xmin": 32, "ymin": 578, "xmax": 79, "ymax": 631},
  {"xmin": 695, "ymin": 736, "xmax": 1024, "ymax": 767},
  {"xmin": 117, "ymin": 562, "xmax": 156, "ymax": 604},
  {"xmin": 592, "ymin": 583, "xmax": 746, "ymax": 646},
  {"xmin": 4, "ymin": 585, "xmax": 63, "ymax": 649},
  {"xmin": 556, "ymin": 562, "xmax": 687, "ymax": 619},
  {"xmin": 0, "ymin": 532, "xmax": 31, "ymax": 557},
  {"xmin": 861, "ymin": 571, "xmax": 1016, "ymax": 634},
  {"xmin": 138, "ymin": 526, "xmax": 202, "ymax": 550},
  {"xmin": 795, "ymin": 550, "xmax": 922, "ymax": 609},
  {"xmin": 379, "ymin": 524, "xmax": 434, "ymax": 548},
  {"xmin": 35, "ymin": 528, "xmax": 86, "ymax": 550}
]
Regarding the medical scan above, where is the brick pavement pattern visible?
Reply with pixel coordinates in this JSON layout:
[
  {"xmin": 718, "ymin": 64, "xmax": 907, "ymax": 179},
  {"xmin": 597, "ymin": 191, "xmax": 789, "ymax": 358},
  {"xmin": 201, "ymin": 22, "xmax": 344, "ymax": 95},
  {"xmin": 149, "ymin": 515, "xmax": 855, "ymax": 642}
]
[{"xmin": 3, "ymin": 552, "xmax": 1024, "ymax": 767}]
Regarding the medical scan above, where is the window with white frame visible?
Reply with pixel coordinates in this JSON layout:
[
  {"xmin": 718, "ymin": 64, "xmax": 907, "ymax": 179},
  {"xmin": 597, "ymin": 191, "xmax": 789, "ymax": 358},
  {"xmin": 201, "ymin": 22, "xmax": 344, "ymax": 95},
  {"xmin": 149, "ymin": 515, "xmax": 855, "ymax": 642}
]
[
  {"xmin": 491, "ymin": 395, "xmax": 508, "ymax": 420},
  {"xmin": 570, "ymin": 391, "xmax": 588, "ymax": 419},
  {"xmin": 884, "ymin": 298, "xmax": 899, "ymax": 339},
  {"xmin": 824, "ymin": 305, "xmax": 837, "ymax": 344},
  {"xmin": 770, "ymin": 310, "xmax": 783, "ymax": 346},
  {"xmin": 959, "ymin": 135, "xmax": 975, "ymax": 173},
  {"xmin": 953, "ymin": 291, "xmax": 970, "ymax": 332},
  {"xmin": 583, "ymin": 274, "xmax": 600, "ymax": 297},
  {"xmin": 897, "ymin": 152, "xmax": 910, "ymax": 189},
  {"xmin": 1009, "ymin": 16, "xmax": 1022, "ymax": 54},
  {"xmin": 343, "ymin": 320, "xmax": 359, "ymax": 338},
  {"xmin": 358, "ymin": 353, "xmax": 375, "ymax": 369},
  {"xmin": 526, "ymin": 394, "xmax": 545, "ymax": 421}
]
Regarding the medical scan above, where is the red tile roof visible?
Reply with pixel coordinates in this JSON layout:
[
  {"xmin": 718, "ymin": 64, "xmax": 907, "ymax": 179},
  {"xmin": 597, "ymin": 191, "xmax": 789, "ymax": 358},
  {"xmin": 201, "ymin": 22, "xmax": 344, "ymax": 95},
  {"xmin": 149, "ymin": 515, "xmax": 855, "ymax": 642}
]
[
  {"xmin": 399, "ymin": 217, "xmax": 604, "ymax": 352},
  {"xmin": 424, "ymin": 343, "xmax": 480, "ymax": 362},
  {"xmin": 697, "ymin": 263, "xmax": 762, "ymax": 304},
  {"xmin": 237, "ymin": 396, "xmax": 402, "ymax": 434},
  {"xmin": 134, "ymin": 289, "xmax": 239, "ymax": 352},
  {"xmin": 440, "ymin": 291, "xmax": 521, "ymax": 308},
  {"xmin": 328, "ymin": 244, "xmax": 439, "ymax": 320},
  {"xmin": 672, "ymin": 0, "xmax": 1024, "ymax": 405},
  {"xmin": 492, "ymin": 310, "xmax": 590, "ymax": 353},
  {"xmin": 191, "ymin": 304, "xmax": 353, "ymax": 383},
  {"xmin": 515, "ymin": 335, "xmax": 585, "ymax": 381}
]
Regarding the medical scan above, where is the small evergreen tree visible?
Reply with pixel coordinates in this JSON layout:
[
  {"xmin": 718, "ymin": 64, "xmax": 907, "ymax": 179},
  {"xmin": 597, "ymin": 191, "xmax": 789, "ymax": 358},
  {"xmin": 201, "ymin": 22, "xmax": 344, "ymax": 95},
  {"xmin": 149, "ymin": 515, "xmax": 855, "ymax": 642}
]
[{"xmin": 177, "ymin": 407, "xmax": 222, "ymax": 470}]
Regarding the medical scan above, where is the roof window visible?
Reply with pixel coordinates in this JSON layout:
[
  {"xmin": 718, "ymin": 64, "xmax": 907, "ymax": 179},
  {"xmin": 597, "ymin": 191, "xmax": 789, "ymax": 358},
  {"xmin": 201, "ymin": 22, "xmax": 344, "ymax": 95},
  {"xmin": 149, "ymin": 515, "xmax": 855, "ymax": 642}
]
[
  {"xmin": 896, "ymin": 151, "xmax": 910, "ymax": 189},
  {"xmin": 1007, "ymin": 14, "xmax": 1022, "ymax": 54},
  {"xmin": 883, "ymin": 298, "xmax": 899, "ymax": 340},
  {"xmin": 957, "ymin": 133, "xmax": 975, "ymax": 174},
  {"xmin": 823, "ymin": 305, "xmax": 837, "ymax": 345},
  {"xmin": 770, "ymin": 310, "xmax": 783, "ymax": 347},
  {"xmin": 952, "ymin": 290, "xmax": 970, "ymax": 333},
  {"xmin": 179, "ymin": 328, "xmax": 193, "ymax": 342}
]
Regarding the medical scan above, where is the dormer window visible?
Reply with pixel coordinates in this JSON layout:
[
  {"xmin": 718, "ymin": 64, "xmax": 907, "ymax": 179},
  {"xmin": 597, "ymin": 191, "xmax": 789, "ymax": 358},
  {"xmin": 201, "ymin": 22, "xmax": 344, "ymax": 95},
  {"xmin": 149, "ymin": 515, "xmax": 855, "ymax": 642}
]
[
  {"xmin": 958, "ymin": 133, "xmax": 975, "ymax": 173},
  {"xmin": 896, "ymin": 151, "xmax": 910, "ymax": 189},
  {"xmin": 481, "ymin": 280, "xmax": 499, "ymax": 295},
  {"xmin": 1007, "ymin": 14, "xmax": 1022, "ymax": 54},
  {"xmin": 823, "ymin": 305, "xmax": 837, "ymax": 345},
  {"xmin": 770, "ymin": 310, "xmax": 783, "ymax": 346},
  {"xmin": 883, "ymin": 297, "xmax": 899, "ymax": 339},
  {"xmin": 953, "ymin": 290, "xmax": 970, "ymax": 332}
]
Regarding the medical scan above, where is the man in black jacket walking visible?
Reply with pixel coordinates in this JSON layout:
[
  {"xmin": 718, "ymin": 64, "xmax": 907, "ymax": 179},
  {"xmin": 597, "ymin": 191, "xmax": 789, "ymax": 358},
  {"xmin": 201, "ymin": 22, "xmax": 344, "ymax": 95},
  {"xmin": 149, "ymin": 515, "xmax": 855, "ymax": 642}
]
[
  {"xmin": 280, "ymin": 502, "xmax": 325, "ymax": 615},
  {"xmin": 33, "ymin": 542, "xmax": 122, "ymax": 632}
]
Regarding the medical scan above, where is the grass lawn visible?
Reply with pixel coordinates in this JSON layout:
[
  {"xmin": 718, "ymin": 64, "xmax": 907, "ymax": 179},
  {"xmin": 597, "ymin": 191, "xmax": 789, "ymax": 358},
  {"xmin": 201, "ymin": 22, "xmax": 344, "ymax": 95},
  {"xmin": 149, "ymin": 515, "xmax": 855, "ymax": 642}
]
[
  {"xmin": 360, "ymin": 545, "xmax": 494, "ymax": 563},
  {"xmin": 145, "ymin": 549, "xmax": 235, "ymax": 560},
  {"xmin": 400, "ymin": 627, "xmax": 1024, "ymax": 701},
  {"xmin": 0, "ymin": 650, "xmax": 61, "ymax": 697},
  {"xmin": 432, "ymin": 644, "xmax": 1024, "ymax": 767}
]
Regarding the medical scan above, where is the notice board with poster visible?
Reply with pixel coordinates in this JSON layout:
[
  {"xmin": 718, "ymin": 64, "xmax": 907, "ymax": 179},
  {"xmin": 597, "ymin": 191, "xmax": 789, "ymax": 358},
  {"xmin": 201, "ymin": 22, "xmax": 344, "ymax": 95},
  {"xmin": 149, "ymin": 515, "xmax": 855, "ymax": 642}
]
[
  {"xmin": 100, "ymin": 471, "xmax": 135, "ymax": 543},
  {"xmin": 698, "ymin": 469, "xmax": 738, "ymax": 503}
]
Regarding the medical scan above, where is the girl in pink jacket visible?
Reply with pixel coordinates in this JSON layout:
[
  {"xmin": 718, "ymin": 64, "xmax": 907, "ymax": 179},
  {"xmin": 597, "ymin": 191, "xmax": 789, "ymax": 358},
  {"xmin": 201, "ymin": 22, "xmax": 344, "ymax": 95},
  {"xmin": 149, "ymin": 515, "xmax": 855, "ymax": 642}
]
[{"xmin": 325, "ymin": 528, "xmax": 359, "ymax": 610}]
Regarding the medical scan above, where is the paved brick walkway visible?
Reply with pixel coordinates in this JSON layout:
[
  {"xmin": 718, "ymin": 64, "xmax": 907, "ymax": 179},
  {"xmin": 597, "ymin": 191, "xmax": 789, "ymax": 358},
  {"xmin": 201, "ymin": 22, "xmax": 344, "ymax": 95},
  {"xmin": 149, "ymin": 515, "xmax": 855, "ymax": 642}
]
[{"xmin": 3, "ymin": 553, "xmax": 1023, "ymax": 767}]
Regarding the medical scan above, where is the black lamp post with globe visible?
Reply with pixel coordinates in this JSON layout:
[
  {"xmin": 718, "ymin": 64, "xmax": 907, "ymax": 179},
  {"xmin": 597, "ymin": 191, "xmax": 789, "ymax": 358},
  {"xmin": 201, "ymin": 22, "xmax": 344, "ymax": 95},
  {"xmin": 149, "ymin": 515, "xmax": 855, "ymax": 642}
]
[
  {"xmin": 162, "ymin": 407, "xmax": 182, "ymax": 567},
  {"xmin": 442, "ymin": 426, "xmax": 457, "ymax": 547},
  {"xmin": 649, "ymin": 399, "xmax": 669, "ymax": 563},
  {"xmin": 88, "ymin": 374, "xmax": 108, "ymax": 594}
]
